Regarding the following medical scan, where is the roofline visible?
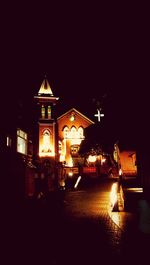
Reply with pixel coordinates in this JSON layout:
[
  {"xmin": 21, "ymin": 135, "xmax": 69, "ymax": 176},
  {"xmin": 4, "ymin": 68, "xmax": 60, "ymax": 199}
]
[
  {"xmin": 57, "ymin": 107, "xmax": 95, "ymax": 124},
  {"xmin": 34, "ymin": 96, "xmax": 59, "ymax": 100}
]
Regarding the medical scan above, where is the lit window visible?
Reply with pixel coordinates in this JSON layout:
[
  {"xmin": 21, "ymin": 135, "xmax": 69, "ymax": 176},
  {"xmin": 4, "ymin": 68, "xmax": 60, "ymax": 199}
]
[
  {"xmin": 17, "ymin": 129, "xmax": 27, "ymax": 155},
  {"xmin": 41, "ymin": 105, "xmax": 45, "ymax": 119},
  {"xmin": 78, "ymin": 127, "xmax": 84, "ymax": 138},
  {"xmin": 39, "ymin": 129, "xmax": 54, "ymax": 157},
  {"xmin": 42, "ymin": 129, "xmax": 51, "ymax": 152},
  {"xmin": 70, "ymin": 126, "xmax": 77, "ymax": 138},
  {"xmin": 7, "ymin": 136, "xmax": 12, "ymax": 147},
  {"xmin": 47, "ymin": 106, "xmax": 51, "ymax": 119},
  {"xmin": 58, "ymin": 140, "xmax": 62, "ymax": 154},
  {"xmin": 63, "ymin": 126, "xmax": 69, "ymax": 139},
  {"xmin": 63, "ymin": 126, "xmax": 84, "ymax": 145}
]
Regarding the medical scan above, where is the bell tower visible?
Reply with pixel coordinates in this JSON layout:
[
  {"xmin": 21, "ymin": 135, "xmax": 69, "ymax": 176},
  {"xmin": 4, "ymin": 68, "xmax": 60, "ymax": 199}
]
[{"xmin": 34, "ymin": 77, "xmax": 59, "ymax": 159}]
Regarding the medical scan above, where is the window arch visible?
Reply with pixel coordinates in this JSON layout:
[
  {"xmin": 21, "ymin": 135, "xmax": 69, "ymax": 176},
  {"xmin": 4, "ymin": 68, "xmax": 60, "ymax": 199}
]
[
  {"xmin": 63, "ymin": 126, "xmax": 69, "ymax": 139},
  {"xmin": 70, "ymin": 126, "xmax": 77, "ymax": 139},
  {"xmin": 41, "ymin": 105, "xmax": 45, "ymax": 119},
  {"xmin": 42, "ymin": 129, "xmax": 51, "ymax": 152},
  {"xmin": 78, "ymin": 126, "xmax": 84, "ymax": 138},
  {"xmin": 47, "ymin": 106, "xmax": 51, "ymax": 119}
]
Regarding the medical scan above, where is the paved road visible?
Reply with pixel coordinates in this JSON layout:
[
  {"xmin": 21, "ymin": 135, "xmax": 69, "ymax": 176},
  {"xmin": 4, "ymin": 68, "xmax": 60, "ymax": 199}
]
[{"xmin": 3, "ymin": 178, "xmax": 150, "ymax": 265}]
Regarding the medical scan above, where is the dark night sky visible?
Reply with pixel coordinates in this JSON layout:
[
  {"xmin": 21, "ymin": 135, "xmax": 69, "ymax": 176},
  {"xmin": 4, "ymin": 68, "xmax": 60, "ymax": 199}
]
[{"xmin": 1, "ymin": 2, "xmax": 149, "ymax": 146}]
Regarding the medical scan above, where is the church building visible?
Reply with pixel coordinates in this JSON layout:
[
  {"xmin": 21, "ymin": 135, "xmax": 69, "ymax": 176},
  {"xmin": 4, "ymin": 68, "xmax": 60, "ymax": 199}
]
[
  {"xmin": 34, "ymin": 78, "xmax": 94, "ymax": 165},
  {"xmin": 34, "ymin": 77, "xmax": 94, "ymax": 190},
  {"xmin": 34, "ymin": 78, "xmax": 59, "ymax": 160},
  {"xmin": 57, "ymin": 108, "xmax": 94, "ymax": 167}
]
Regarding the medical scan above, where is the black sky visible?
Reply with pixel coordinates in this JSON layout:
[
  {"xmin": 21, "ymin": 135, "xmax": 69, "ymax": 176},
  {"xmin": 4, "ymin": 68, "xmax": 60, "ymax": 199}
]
[{"xmin": 1, "ymin": 2, "xmax": 149, "ymax": 144}]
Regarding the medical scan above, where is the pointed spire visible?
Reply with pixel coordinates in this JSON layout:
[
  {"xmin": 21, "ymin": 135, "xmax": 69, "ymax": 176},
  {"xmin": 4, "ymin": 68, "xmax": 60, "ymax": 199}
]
[{"xmin": 38, "ymin": 76, "xmax": 54, "ymax": 96}]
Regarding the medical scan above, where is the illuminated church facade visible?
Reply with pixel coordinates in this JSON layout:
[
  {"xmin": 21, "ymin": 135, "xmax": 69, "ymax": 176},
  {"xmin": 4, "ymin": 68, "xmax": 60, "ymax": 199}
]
[
  {"xmin": 57, "ymin": 108, "xmax": 94, "ymax": 166},
  {"xmin": 34, "ymin": 78, "xmax": 94, "ymax": 167},
  {"xmin": 34, "ymin": 78, "xmax": 59, "ymax": 160}
]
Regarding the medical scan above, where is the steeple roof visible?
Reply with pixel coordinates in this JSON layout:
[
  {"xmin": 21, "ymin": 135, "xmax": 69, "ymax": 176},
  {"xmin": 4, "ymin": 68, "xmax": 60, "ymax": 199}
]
[{"xmin": 38, "ymin": 78, "xmax": 53, "ymax": 96}]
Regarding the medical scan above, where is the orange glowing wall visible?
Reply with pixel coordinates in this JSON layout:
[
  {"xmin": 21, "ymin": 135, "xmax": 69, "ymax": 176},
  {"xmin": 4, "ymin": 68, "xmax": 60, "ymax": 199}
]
[
  {"xmin": 120, "ymin": 151, "xmax": 137, "ymax": 176},
  {"xmin": 58, "ymin": 110, "xmax": 91, "ymax": 139},
  {"xmin": 57, "ymin": 108, "xmax": 94, "ymax": 165}
]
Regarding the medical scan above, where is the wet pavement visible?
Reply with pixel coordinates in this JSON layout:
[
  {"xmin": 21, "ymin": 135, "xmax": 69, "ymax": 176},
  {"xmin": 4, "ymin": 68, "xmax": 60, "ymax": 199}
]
[{"xmin": 2, "ymin": 178, "xmax": 150, "ymax": 265}]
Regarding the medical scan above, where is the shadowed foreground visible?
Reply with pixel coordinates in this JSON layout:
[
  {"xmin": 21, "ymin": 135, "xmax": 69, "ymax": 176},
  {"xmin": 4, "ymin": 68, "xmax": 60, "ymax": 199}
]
[{"xmin": 2, "ymin": 179, "xmax": 150, "ymax": 265}]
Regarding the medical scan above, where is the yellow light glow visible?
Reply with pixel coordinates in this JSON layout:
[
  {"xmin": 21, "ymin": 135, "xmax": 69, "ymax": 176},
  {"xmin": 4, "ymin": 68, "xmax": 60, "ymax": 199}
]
[
  {"xmin": 110, "ymin": 212, "xmax": 121, "ymax": 227},
  {"xmin": 68, "ymin": 157, "xmax": 73, "ymax": 167},
  {"xmin": 68, "ymin": 171, "xmax": 73, "ymax": 177},
  {"xmin": 60, "ymin": 154, "xmax": 65, "ymax": 162},
  {"xmin": 71, "ymin": 139, "xmax": 82, "ymax": 145},
  {"xmin": 110, "ymin": 182, "xmax": 118, "ymax": 208},
  {"xmin": 39, "ymin": 151, "xmax": 55, "ymax": 157},
  {"xmin": 47, "ymin": 106, "xmax": 51, "ymax": 119},
  {"xmin": 39, "ymin": 129, "xmax": 55, "ymax": 157},
  {"xmin": 64, "ymin": 128, "xmax": 84, "ymax": 140},
  {"xmin": 70, "ymin": 114, "xmax": 75, "ymax": 121},
  {"xmin": 38, "ymin": 78, "xmax": 53, "ymax": 95},
  {"xmin": 42, "ymin": 130, "xmax": 50, "ymax": 151},
  {"xmin": 101, "ymin": 158, "xmax": 106, "ymax": 164},
  {"xmin": 126, "ymin": 188, "xmax": 143, "ymax": 192},
  {"xmin": 41, "ymin": 105, "xmax": 45, "ymax": 118},
  {"xmin": 88, "ymin": 155, "xmax": 96, "ymax": 163},
  {"xmin": 119, "ymin": 169, "xmax": 122, "ymax": 176}
]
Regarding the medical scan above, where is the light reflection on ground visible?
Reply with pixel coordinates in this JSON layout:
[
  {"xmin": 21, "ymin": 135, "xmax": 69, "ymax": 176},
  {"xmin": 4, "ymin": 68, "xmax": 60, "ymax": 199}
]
[
  {"xmin": 109, "ymin": 212, "xmax": 121, "ymax": 227},
  {"xmin": 108, "ymin": 209, "xmax": 137, "ymax": 231}
]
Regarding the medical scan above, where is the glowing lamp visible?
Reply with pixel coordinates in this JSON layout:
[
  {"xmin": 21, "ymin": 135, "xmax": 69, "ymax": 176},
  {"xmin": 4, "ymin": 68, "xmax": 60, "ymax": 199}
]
[
  {"xmin": 101, "ymin": 158, "xmax": 106, "ymax": 164},
  {"xmin": 70, "ymin": 113, "xmax": 75, "ymax": 121},
  {"xmin": 88, "ymin": 155, "xmax": 96, "ymax": 163},
  {"xmin": 119, "ymin": 169, "xmax": 122, "ymax": 176},
  {"xmin": 60, "ymin": 154, "xmax": 65, "ymax": 162},
  {"xmin": 68, "ymin": 171, "xmax": 73, "ymax": 177}
]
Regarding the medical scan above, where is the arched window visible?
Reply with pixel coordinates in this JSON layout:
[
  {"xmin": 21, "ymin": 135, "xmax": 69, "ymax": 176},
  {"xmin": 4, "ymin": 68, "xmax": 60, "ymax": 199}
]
[
  {"xmin": 70, "ymin": 126, "xmax": 77, "ymax": 139},
  {"xmin": 42, "ymin": 129, "xmax": 51, "ymax": 152},
  {"xmin": 41, "ymin": 105, "xmax": 45, "ymax": 119},
  {"xmin": 47, "ymin": 106, "xmax": 51, "ymax": 119},
  {"xmin": 78, "ymin": 127, "xmax": 84, "ymax": 138},
  {"xmin": 63, "ymin": 126, "xmax": 69, "ymax": 139}
]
